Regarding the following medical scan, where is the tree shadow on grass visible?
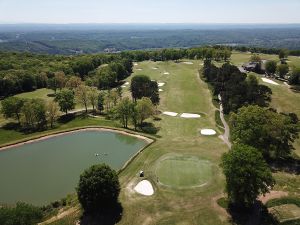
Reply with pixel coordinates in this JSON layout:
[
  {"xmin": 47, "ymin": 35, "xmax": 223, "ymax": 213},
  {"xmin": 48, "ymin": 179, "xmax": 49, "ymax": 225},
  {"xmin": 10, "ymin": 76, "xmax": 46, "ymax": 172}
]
[
  {"xmin": 268, "ymin": 156, "xmax": 300, "ymax": 175},
  {"xmin": 227, "ymin": 201, "xmax": 278, "ymax": 225},
  {"xmin": 57, "ymin": 114, "xmax": 76, "ymax": 124},
  {"xmin": 140, "ymin": 122, "xmax": 160, "ymax": 135},
  {"xmin": 80, "ymin": 202, "xmax": 123, "ymax": 225}
]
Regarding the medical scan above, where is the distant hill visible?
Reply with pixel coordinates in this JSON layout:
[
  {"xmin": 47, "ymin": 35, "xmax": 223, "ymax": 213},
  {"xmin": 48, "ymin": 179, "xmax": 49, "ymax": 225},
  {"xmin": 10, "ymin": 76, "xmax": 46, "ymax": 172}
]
[{"xmin": 0, "ymin": 24, "xmax": 300, "ymax": 54}]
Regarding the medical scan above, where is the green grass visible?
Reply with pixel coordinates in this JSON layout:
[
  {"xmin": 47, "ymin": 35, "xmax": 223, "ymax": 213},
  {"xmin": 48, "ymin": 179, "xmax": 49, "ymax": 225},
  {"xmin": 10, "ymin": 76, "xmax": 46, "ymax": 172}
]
[
  {"xmin": 155, "ymin": 154, "xmax": 213, "ymax": 188},
  {"xmin": 15, "ymin": 88, "xmax": 55, "ymax": 101}
]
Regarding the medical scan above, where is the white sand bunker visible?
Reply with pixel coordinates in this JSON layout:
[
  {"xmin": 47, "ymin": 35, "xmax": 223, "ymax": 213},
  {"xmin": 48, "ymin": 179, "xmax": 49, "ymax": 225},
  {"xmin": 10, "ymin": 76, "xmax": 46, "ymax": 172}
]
[
  {"xmin": 158, "ymin": 82, "xmax": 165, "ymax": 87},
  {"xmin": 164, "ymin": 72, "xmax": 170, "ymax": 75},
  {"xmin": 262, "ymin": 78, "xmax": 279, "ymax": 85},
  {"xmin": 159, "ymin": 89, "xmax": 163, "ymax": 92},
  {"xmin": 163, "ymin": 111, "xmax": 178, "ymax": 117},
  {"xmin": 134, "ymin": 180, "xmax": 154, "ymax": 196},
  {"xmin": 124, "ymin": 82, "xmax": 130, "ymax": 85},
  {"xmin": 183, "ymin": 62, "xmax": 194, "ymax": 65},
  {"xmin": 180, "ymin": 113, "xmax": 201, "ymax": 118},
  {"xmin": 200, "ymin": 129, "xmax": 217, "ymax": 136},
  {"xmin": 152, "ymin": 67, "xmax": 158, "ymax": 70},
  {"xmin": 134, "ymin": 63, "xmax": 138, "ymax": 66},
  {"xmin": 136, "ymin": 68, "xmax": 143, "ymax": 71},
  {"xmin": 121, "ymin": 85, "xmax": 127, "ymax": 88}
]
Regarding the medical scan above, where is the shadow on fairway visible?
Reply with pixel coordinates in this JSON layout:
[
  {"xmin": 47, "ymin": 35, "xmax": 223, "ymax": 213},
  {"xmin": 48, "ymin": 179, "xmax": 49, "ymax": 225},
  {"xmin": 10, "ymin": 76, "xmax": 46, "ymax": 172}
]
[{"xmin": 80, "ymin": 202, "xmax": 123, "ymax": 225}]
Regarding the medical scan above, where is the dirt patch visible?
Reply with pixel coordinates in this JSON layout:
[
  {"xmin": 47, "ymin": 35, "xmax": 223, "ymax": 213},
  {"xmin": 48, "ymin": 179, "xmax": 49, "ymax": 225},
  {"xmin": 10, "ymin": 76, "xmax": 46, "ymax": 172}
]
[
  {"xmin": 211, "ymin": 194, "xmax": 229, "ymax": 221},
  {"xmin": 39, "ymin": 207, "xmax": 79, "ymax": 225},
  {"xmin": 259, "ymin": 191, "xmax": 288, "ymax": 204}
]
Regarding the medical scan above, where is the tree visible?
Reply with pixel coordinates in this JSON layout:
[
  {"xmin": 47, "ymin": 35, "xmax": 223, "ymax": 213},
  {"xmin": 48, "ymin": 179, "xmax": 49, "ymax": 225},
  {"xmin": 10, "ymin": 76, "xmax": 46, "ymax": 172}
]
[
  {"xmin": 75, "ymin": 85, "xmax": 90, "ymax": 113},
  {"xmin": 55, "ymin": 89, "xmax": 75, "ymax": 115},
  {"xmin": 1, "ymin": 97, "xmax": 24, "ymax": 123},
  {"xmin": 21, "ymin": 99, "xmax": 47, "ymax": 130},
  {"xmin": 230, "ymin": 105, "xmax": 299, "ymax": 159},
  {"xmin": 265, "ymin": 60, "xmax": 277, "ymax": 75},
  {"xmin": 221, "ymin": 144, "xmax": 275, "ymax": 208},
  {"xmin": 276, "ymin": 64, "xmax": 289, "ymax": 78},
  {"xmin": 97, "ymin": 66, "xmax": 117, "ymax": 89},
  {"xmin": 47, "ymin": 101, "xmax": 59, "ymax": 128},
  {"xmin": 136, "ymin": 97, "xmax": 154, "ymax": 125},
  {"xmin": 130, "ymin": 75, "xmax": 159, "ymax": 104},
  {"xmin": 0, "ymin": 202, "xmax": 43, "ymax": 225},
  {"xmin": 288, "ymin": 67, "xmax": 300, "ymax": 85},
  {"xmin": 115, "ymin": 97, "xmax": 132, "ymax": 128},
  {"xmin": 77, "ymin": 164, "xmax": 120, "ymax": 213},
  {"xmin": 97, "ymin": 92, "xmax": 105, "ymax": 113},
  {"xmin": 66, "ymin": 76, "xmax": 82, "ymax": 90},
  {"xmin": 250, "ymin": 54, "xmax": 261, "ymax": 62},
  {"xmin": 88, "ymin": 87, "xmax": 98, "ymax": 112},
  {"xmin": 279, "ymin": 49, "xmax": 289, "ymax": 60},
  {"xmin": 54, "ymin": 71, "xmax": 66, "ymax": 90}
]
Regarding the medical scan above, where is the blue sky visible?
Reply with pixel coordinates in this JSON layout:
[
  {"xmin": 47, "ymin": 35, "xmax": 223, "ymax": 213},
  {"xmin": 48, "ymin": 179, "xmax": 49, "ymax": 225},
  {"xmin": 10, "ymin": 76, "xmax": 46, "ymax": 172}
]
[{"xmin": 0, "ymin": 0, "xmax": 300, "ymax": 24}]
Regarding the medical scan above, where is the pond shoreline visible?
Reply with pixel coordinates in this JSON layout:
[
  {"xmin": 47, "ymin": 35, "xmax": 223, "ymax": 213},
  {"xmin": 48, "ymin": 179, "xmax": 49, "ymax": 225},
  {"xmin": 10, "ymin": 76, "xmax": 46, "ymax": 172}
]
[{"xmin": 0, "ymin": 126, "xmax": 154, "ymax": 152}]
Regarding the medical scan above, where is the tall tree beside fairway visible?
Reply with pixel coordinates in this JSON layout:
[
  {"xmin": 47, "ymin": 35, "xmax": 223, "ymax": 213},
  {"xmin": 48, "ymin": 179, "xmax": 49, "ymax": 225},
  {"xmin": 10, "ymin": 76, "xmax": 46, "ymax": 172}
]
[
  {"xmin": 54, "ymin": 71, "xmax": 67, "ymax": 91},
  {"xmin": 66, "ymin": 76, "xmax": 83, "ymax": 90},
  {"xmin": 265, "ymin": 60, "xmax": 277, "ymax": 75},
  {"xmin": 130, "ymin": 75, "xmax": 160, "ymax": 105},
  {"xmin": 47, "ymin": 101, "xmax": 60, "ymax": 128},
  {"xmin": 115, "ymin": 97, "xmax": 132, "ymax": 128},
  {"xmin": 221, "ymin": 144, "xmax": 275, "ymax": 208},
  {"xmin": 77, "ymin": 164, "xmax": 120, "ymax": 213},
  {"xmin": 230, "ymin": 105, "xmax": 299, "ymax": 159},
  {"xmin": 75, "ymin": 85, "xmax": 90, "ymax": 113},
  {"xmin": 276, "ymin": 64, "xmax": 289, "ymax": 78},
  {"xmin": 250, "ymin": 54, "xmax": 262, "ymax": 62},
  {"xmin": 88, "ymin": 87, "xmax": 98, "ymax": 112},
  {"xmin": 288, "ymin": 67, "xmax": 300, "ymax": 85},
  {"xmin": 97, "ymin": 92, "xmax": 105, "ymax": 113},
  {"xmin": 136, "ymin": 97, "xmax": 155, "ymax": 125},
  {"xmin": 1, "ymin": 97, "xmax": 24, "ymax": 123},
  {"xmin": 55, "ymin": 89, "xmax": 75, "ymax": 115},
  {"xmin": 21, "ymin": 99, "xmax": 47, "ymax": 130},
  {"xmin": 279, "ymin": 49, "xmax": 289, "ymax": 60}
]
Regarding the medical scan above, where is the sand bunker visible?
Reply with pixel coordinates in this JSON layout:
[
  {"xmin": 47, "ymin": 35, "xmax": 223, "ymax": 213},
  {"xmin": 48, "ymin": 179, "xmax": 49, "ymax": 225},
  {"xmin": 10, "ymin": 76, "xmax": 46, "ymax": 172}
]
[
  {"xmin": 124, "ymin": 82, "xmax": 130, "ymax": 85},
  {"xmin": 159, "ymin": 89, "xmax": 163, "ymax": 92},
  {"xmin": 183, "ymin": 62, "xmax": 194, "ymax": 65},
  {"xmin": 163, "ymin": 112, "xmax": 178, "ymax": 117},
  {"xmin": 134, "ymin": 63, "xmax": 138, "ymax": 66},
  {"xmin": 200, "ymin": 129, "xmax": 217, "ymax": 136},
  {"xmin": 180, "ymin": 113, "xmax": 201, "ymax": 118},
  {"xmin": 262, "ymin": 78, "xmax": 279, "ymax": 85},
  {"xmin": 134, "ymin": 180, "xmax": 154, "ymax": 196},
  {"xmin": 152, "ymin": 67, "xmax": 158, "ymax": 70},
  {"xmin": 164, "ymin": 72, "xmax": 170, "ymax": 75},
  {"xmin": 136, "ymin": 68, "xmax": 143, "ymax": 71},
  {"xmin": 121, "ymin": 85, "xmax": 127, "ymax": 88},
  {"xmin": 158, "ymin": 82, "xmax": 165, "ymax": 87}
]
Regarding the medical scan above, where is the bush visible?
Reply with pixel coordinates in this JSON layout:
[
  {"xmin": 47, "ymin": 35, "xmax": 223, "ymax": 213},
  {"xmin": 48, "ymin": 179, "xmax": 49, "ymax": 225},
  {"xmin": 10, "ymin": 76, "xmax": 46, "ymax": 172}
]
[
  {"xmin": 77, "ymin": 164, "xmax": 120, "ymax": 213},
  {"xmin": 0, "ymin": 202, "xmax": 43, "ymax": 225}
]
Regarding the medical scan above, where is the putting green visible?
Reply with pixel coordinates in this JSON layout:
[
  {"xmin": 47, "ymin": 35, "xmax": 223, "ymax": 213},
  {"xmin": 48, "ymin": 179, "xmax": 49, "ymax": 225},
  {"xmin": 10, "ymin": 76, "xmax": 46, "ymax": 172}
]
[{"xmin": 156, "ymin": 155, "xmax": 213, "ymax": 188}]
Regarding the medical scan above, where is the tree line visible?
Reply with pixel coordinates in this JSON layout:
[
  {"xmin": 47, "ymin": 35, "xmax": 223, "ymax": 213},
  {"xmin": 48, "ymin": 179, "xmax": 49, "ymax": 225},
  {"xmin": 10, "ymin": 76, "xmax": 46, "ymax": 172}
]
[{"xmin": 202, "ymin": 61, "xmax": 299, "ymax": 211}]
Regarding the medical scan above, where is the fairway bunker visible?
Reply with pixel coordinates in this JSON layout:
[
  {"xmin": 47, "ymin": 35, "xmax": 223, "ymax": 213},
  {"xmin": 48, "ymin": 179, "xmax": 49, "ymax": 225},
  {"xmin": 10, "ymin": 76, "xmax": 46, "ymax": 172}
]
[
  {"xmin": 156, "ymin": 155, "xmax": 213, "ymax": 189},
  {"xmin": 159, "ymin": 89, "xmax": 163, "ymax": 92},
  {"xmin": 183, "ymin": 61, "xmax": 194, "ymax": 65},
  {"xmin": 180, "ymin": 113, "xmax": 201, "ymax": 118},
  {"xmin": 163, "ymin": 111, "xmax": 178, "ymax": 117},
  {"xmin": 136, "ymin": 68, "xmax": 143, "ymax": 71},
  {"xmin": 152, "ymin": 67, "xmax": 158, "ymax": 70},
  {"xmin": 262, "ymin": 78, "xmax": 279, "ymax": 85},
  {"xmin": 134, "ymin": 180, "xmax": 154, "ymax": 196},
  {"xmin": 158, "ymin": 82, "xmax": 165, "ymax": 87},
  {"xmin": 163, "ymin": 72, "xmax": 170, "ymax": 75},
  {"xmin": 134, "ymin": 63, "xmax": 138, "ymax": 66},
  {"xmin": 200, "ymin": 129, "xmax": 217, "ymax": 136}
]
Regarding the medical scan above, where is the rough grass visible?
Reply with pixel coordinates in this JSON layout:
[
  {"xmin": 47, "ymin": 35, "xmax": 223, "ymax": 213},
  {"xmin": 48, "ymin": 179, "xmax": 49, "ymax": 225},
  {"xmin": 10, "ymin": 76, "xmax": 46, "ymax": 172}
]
[
  {"xmin": 269, "ymin": 204, "xmax": 300, "ymax": 223},
  {"xmin": 266, "ymin": 197, "xmax": 300, "ymax": 208}
]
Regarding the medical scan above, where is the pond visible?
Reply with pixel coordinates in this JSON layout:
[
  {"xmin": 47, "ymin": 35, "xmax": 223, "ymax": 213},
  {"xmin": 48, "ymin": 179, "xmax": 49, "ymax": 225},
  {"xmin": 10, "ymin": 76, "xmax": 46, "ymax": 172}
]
[{"xmin": 0, "ymin": 130, "xmax": 148, "ymax": 205}]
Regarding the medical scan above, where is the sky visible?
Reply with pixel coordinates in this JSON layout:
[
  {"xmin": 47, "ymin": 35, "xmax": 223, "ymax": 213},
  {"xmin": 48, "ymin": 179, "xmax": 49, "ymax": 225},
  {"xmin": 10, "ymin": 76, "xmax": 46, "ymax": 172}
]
[{"xmin": 0, "ymin": 0, "xmax": 300, "ymax": 24}]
